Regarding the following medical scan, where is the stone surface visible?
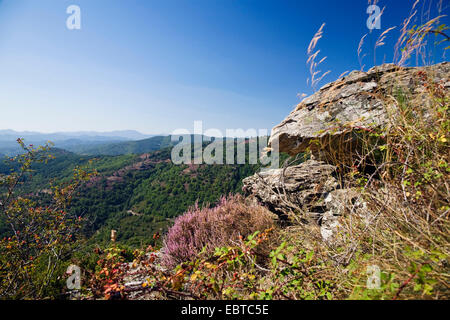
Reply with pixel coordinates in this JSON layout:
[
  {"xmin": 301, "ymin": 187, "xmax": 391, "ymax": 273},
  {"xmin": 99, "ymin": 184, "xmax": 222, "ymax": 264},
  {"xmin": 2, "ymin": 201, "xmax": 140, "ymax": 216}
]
[
  {"xmin": 122, "ymin": 251, "xmax": 167, "ymax": 300},
  {"xmin": 245, "ymin": 63, "xmax": 449, "ymax": 242},
  {"xmin": 320, "ymin": 189, "xmax": 367, "ymax": 242},
  {"xmin": 242, "ymin": 160, "xmax": 338, "ymax": 220},
  {"xmin": 268, "ymin": 62, "xmax": 450, "ymax": 157},
  {"xmin": 243, "ymin": 162, "xmax": 369, "ymax": 241},
  {"xmin": 242, "ymin": 161, "xmax": 372, "ymax": 241}
]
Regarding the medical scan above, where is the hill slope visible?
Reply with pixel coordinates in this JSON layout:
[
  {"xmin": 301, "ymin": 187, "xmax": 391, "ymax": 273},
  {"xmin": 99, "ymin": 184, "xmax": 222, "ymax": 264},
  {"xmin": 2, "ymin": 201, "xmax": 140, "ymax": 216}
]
[
  {"xmin": 0, "ymin": 142, "xmax": 261, "ymax": 247},
  {"xmin": 71, "ymin": 135, "xmax": 176, "ymax": 155},
  {"xmin": 0, "ymin": 130, "xmax": 154, "ymax": 156}
]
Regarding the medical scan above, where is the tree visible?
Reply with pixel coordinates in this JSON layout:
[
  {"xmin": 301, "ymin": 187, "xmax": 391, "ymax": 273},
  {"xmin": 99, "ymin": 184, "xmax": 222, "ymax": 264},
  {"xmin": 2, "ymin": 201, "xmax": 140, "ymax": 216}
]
[{"xmin": 0, "ymin": 140, "xmax": 95, "ymax": 299}]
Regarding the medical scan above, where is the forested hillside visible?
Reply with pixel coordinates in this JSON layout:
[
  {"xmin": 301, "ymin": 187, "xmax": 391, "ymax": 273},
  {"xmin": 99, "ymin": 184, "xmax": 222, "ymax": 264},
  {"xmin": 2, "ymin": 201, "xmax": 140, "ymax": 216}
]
[
  {"xmin": 67, "ymin": 135, "xmax": 176, "ymax": 156},
  {"xmin": 0, "ymin": 130, "xmax": 149, "ymax": 156},
  {"xmin": 0, "ymin": 141, "xmax": 261, "ymax": 247}
]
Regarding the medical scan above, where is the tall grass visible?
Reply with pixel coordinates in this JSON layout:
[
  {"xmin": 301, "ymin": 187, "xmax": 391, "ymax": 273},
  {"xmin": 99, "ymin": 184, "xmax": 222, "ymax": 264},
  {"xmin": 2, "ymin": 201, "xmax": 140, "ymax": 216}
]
[
  {"xmin": 307, "ymin": 23, "xmax": 330, "ymax": 91},
  {"xmin": 294, "ymin": 0, "xmax": 450, "ymax": 299}
]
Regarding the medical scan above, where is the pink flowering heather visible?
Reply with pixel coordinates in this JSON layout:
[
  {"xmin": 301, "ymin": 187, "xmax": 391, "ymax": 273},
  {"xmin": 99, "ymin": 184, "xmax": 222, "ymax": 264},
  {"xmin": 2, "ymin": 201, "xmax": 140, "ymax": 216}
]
[{"xmin": 161, "ymin": 194, "xmax": 274, "ymax": 268}]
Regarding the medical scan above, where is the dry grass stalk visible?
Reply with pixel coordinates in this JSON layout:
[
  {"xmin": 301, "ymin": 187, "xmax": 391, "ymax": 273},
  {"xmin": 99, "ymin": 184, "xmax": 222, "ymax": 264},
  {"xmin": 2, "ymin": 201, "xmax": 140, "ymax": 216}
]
[{"xmin": 307, "ymin": 23, "xmax": 331, "ymax": 91}]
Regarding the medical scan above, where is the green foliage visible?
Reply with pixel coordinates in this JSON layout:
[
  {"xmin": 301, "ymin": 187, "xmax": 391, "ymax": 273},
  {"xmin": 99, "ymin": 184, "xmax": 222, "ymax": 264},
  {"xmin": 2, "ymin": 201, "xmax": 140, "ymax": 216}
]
[
  {"xmin": 72, "ymin": 135, "xmax": 176, "ymax": 156},
  {"xmin": 88, "ymin": 245, "xmax": 136, "ymax": 299},
  {"xmin": 0, "ymin": 141, "xmax": 263, "ymax": 248},
  {"xmin": 0, "ymin": 140, "xmax": 95, "ymax": 299}
]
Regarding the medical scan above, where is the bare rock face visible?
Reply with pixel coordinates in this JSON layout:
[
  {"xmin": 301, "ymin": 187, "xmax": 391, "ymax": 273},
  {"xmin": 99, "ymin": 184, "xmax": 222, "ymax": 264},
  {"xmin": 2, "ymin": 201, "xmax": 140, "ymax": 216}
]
[
  {"xmin": 268, "ymin": 62, "xmax": 450, "ymax": 157},
  {"xmin": 244, "ymin": 63, "xmax": 449, "ymax": 241},
  {"xmin": 242, "ymin": 160, "xmax": 338, "ymax": 220},
  {"xmin": 243, "ymin": 164, "xmax": 368, "ymax": 241},
  {"xmin": 242, "ymin": 161, "xmax": 371, "ymax": 242}
]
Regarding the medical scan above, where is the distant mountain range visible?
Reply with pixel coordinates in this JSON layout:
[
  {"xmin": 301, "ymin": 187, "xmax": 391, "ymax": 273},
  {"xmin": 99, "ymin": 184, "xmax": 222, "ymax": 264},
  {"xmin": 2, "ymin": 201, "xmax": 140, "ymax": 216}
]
[
  {"xmin": 0, "ymin": 129, "xmax": 154, "ymax": 142},
  {"xmin": 0, "ymin": 130, "xmax": 157, "ymax": 156},
  {"xmin": 0, "ymin": 130, "xmax": 255, "ymax": 157},
  {"xmin": 70, "ymin": 135, "xmax": 176, "ymax": 155},
  {"xmin": 68, "ymin": 134, "xmax": 210, "ymax": 156}
]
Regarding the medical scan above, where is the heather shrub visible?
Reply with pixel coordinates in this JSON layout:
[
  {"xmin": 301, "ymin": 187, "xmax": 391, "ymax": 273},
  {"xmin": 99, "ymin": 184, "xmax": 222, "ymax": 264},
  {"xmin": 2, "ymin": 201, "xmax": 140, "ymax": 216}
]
[{"xmin": 161, "ymin": 194, "xmax": 276, "ymax": 268}]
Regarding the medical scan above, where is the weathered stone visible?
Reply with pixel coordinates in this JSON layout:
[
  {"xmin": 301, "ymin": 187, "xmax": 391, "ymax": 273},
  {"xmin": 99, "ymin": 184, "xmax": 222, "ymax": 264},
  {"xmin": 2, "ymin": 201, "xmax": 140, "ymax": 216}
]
[
  {"xmin": 268, "ymin": 62, "xmax": 450, "ymax": 158},
  {"xmin": 243, "ymin": 161, "xmax": 369, "ymax": 241},
  {"xmin": 320, "ymin": 189, "xmax": 367, "ymax": 242},
  {"xmin": 242, "ymin": 160, "xmax": 338, "ymax": 219},
  {"xmin": 245, "ymin": 63, "xmax": 449, "ymax": 243}
]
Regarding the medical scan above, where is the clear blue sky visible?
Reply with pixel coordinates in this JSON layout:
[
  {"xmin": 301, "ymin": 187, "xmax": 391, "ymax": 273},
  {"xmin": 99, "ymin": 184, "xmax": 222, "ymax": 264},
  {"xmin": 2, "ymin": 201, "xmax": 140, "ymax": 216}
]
[{"xmin": 0, "ymin": 0, "xmax": 448, "ymax": 135}]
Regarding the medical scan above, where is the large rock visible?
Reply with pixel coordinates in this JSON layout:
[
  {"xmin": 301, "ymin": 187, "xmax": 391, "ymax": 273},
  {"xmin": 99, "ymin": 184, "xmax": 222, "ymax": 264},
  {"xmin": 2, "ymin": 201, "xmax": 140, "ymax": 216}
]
[
  {"xmin": 268, "ymin": 62, "xmax": 450, "ymax": 158},
  {"xmin": 245, "ymin": 63, "xmax": 449, "ymax": 241},
  {"xmin": 243, "ymin": 162, "xmax": 370, "ymax": 241},
  {"xmin": 242, "ymin": 160, "xmax": 371, "ymax": 241},
  {"xmin": 242, "ymin": 159, "xmax": 338, "ymax": 221}
]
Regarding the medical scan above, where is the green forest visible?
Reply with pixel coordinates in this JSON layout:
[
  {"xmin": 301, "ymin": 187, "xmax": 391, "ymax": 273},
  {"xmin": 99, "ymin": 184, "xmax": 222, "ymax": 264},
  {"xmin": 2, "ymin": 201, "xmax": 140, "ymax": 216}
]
[{"xmin": 0, "ymin": 139, "xmax": 264, "ymax": 248}]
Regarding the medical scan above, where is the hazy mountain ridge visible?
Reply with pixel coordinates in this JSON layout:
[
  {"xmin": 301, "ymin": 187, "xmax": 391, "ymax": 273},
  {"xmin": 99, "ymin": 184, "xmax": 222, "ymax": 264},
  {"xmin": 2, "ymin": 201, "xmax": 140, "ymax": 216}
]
[
  {"xmin": 63, "ymin": 134, "xmax": 217, "ymax": 156},
  {"xmin": 0, "ymin": 129, "xmax": 156, "ymax": 156},
  {"xmin": 71, "ymin": 135, "xmax": 176, "ymax": 156},
  {"xmin": 0, "ymin": 129, "xmax": 154, "ymax": 141}
]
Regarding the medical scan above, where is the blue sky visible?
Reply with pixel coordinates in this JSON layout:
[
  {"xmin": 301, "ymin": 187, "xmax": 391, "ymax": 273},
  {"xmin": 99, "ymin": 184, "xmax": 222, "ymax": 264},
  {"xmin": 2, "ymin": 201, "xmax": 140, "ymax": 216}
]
[{"xmin": 0, "ymin": 0, "xmax": 448, "ymax": 135}]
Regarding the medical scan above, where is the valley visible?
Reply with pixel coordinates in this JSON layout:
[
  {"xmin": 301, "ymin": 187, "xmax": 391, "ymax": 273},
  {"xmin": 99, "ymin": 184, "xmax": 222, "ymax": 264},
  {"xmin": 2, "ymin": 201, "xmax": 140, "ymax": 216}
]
[{"xmin": 0, "ymin": 137, "xmax": 264, "ymax": 247}]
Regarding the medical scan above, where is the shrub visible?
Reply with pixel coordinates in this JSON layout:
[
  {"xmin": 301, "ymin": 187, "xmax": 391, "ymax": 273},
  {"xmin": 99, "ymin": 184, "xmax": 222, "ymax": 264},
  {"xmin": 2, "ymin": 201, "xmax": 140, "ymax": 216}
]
[
  {"xmin": 0, "ymin": 140, "xmax": 96, "ymax": 299},
  {"xmin": 161, "ymin": 194, "xmax": 275, "ymax": 268}
]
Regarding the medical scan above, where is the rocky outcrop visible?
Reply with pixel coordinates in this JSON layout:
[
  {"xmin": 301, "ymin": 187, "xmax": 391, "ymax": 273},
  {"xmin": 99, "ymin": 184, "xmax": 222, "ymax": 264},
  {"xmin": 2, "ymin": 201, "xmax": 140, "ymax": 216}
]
[
  {"xmin": 242, "ymin": 160, "xmax": 338, "ymax": 221},
  {"xmin": 244, "ymin": 62, "xmax": 449, "ymax": 241},
  {"xmin": 268, "ymin": 62, "xmax": 450, "ymax": 159}
]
